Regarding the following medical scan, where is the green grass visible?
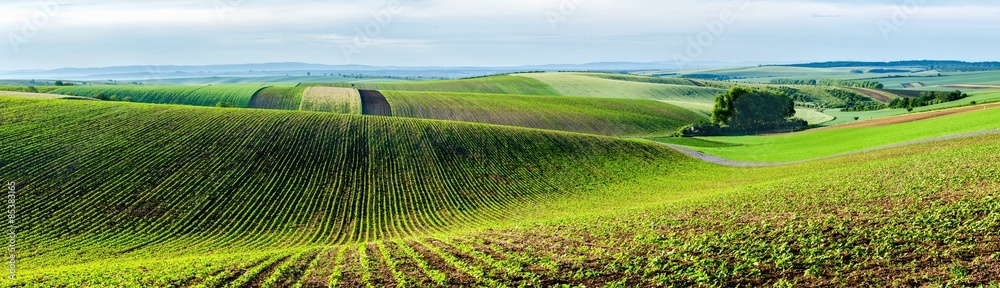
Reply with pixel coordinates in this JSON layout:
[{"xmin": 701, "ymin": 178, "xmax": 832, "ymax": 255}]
[
  {"xmin": 247, "ymin": 86, "xmax": 305, "ymax": 110},
  {"xmin": 821, "ymin": 90, "xmax": 1000, "ymax": 126},
  {"xmin": 794, "ymin": 107, "xmax": 835, "ymax": 125},
  {"xmin": 304, "ymin": 75, "xmax": 560, "ymax": 95},
  {"xmin": 382, "ymin": 90, "xmax": 706, "ymax": 136},
  {"xmin": 520, "ymin": 73, "xmax": 724, "ymax": 114},
  {"xmin": 49, "ymin": 84, "xmax": 267, "ymax": 107},
  {"xmin": 673, "ymin": 106, "xmax": 1000, "ymax": 162},
  {"xmin": 5, "ymin": 93, "xmax": 1000, "ymax": 286}
]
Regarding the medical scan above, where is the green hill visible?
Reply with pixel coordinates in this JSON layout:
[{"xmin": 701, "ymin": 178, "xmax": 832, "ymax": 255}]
[
  {"xmin": 49, "ymin": 84, "xmax": 267, "ymax": 107},
  {"xmin": 304, "ymin": 75, "xmax": 561, "ymax": 95},
  {"xmin": 0, "ymin": 96, "xmax": 695, "ymax": 278},
  {"xmin": 519, "ymin": 72, "xmax": 725, "ymax": 115},
  {"xmin": 382, "ymin": 90, "xmax": 706, "ymax": 136},
  {"xmin": 4, "ymin": 93, "xmax": 1000, "ymax": 286}
]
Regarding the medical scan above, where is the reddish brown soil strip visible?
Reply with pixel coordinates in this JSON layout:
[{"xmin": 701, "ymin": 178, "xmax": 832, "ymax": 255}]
[
  {"xmin": 382, "ymin": 241, "xmax": 433, "ymax": 286},
  {"xmin": 299, "ymin": 248, "xmax": 338, "ymax": 288},
  {"xmin": 335, "ymin": 247, "xmax": 363, "ymax": 287},
  {"xmin": 247, "ymin": 255, "xmax": 292, "ymax": 288},
  {"xmin": 366, "ymin": 243, "xmax": 397, "ymax": 287},
  {"xmin": 407, "ymin": 240, "xmax": 476, "ymax": 285},
  {"xmin": 845, "ymin": 87, "xmax": 894, "ymax": 102},
  {"xmin": 820, "ymin": 103, "xmax": 1000, "ymax": 131},
  {"xmin": 359, "ymin": 90, "xmax": 392, "ymax": 116}
]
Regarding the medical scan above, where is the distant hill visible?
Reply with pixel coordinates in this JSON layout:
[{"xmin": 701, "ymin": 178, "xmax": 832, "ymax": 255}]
[{"xmin": 780, "ymin": 60, "xmax": 1000, "ymax": 72}]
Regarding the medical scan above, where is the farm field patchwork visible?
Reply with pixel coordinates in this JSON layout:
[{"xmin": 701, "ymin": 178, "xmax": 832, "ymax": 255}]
[
  {"xmin": 519, "ymin": 72, "xmax": 725, "ymax": 114},
  {"xmin": 668, "ymin": 106, "xmax": 1000, "ymax": 162},
  {"xmin": 3, "ymin": 95, "xmax": 1000, "ymax": 286},
  {"xmin": 305, "ymin": 75, "xmax": 561, "ymax": 95},
  {"xmin": 382, "ymin": 90, "xmax": 705, "ymax": 136}
]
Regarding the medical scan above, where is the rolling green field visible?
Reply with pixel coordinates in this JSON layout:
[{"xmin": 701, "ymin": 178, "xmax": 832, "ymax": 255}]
[
  {"xmin": 382, "ymin": 90, "xmax": 705, "ymax": 136},
  {"xmin": 520, "ymin": 72, "xmax": 725, "ymax": 115},
  {"xmin": 3, "ymin": 95, "xmax": 999, "ymax": 286},
  {"xmin": 666, "ymin": 106, "xmax": 1000, "ymax": 162},
  {"xmin": 305, "ymin": 75, "xmax": 561, "ymax": 95},
  {"xmin": 247, "ymin": 86, "xmax": 305, "ymax": 110},
  {"xmin": 49, "ymin": 84, "xmax": 268, "ymax": 108}
]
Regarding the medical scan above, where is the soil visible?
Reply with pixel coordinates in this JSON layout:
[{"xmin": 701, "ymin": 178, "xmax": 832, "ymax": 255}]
[
  {"xmin": 845, "ymin": 87, "xmax": 893, "ymax": 102},
  {"xmin": 359, "ymin": 90, "xmax": 392, "ymax": 116}
]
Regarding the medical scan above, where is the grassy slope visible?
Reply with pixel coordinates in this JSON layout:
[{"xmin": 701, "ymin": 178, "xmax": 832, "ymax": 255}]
[
  {"xmin": 0, "ymin": 96, "xmax": 698, "ymax": 273},
  {"xmin": 382, "ymin": 90, "xmax": 706, "ymax": 136},
  {"xmin": 673, "ymin": 106, "xmax": 1000, "ymax": 162},
  {"xmin": 821, "ymin": 90, "xmax": 1000, "ymax": 126},
  {"xmin": 49, "ymin": 84, "xmax": 267, "ymax": 107},
  {"xmin": 7, "ymin": 95, "xmax": 999, "ymax": 285},
  {"xmin": 519, "ymin": 73, "xmax": 724, "ymax": 115},
  {"xmin": 247, "ymin": 86, "xmax": 305, "ymax": 110},
  {"xmin": 305, "ymin": 75, "xmax": 561, "ymax": 95}
]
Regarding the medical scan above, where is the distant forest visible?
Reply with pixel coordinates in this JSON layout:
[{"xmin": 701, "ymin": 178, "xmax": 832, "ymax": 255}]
[{"xmin": 780, "ymin": 61, "xmax": 1000, "ymax": 72}]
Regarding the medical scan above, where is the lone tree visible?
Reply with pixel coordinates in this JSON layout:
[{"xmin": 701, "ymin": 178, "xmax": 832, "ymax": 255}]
[{"xmin": 711, "ymin": 87, "xmax": 796, "ymax": 131}]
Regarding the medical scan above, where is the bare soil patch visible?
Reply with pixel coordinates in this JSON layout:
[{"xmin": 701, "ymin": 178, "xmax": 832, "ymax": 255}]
[{"xmin": 359, "ymin": 90, "xmax": 392, "ymax": 116}]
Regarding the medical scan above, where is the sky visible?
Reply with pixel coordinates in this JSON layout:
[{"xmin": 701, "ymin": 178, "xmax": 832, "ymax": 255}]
[{"xmin": 1, "ymin": 0, "xmax": 998, "ymax": 70}]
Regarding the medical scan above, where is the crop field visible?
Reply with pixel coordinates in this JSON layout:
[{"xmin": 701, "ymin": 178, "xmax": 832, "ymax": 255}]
[
  {"xmin": 305, "ymin": 75, "xmax": 561, "ymax": 95},
  {"xmin": 49, "ymin": 84, "xmax": 267, "ymax": 107},
  {"xmin": 359, "ymin": 90, "xmax": 392, "ymax": 116},
  {"xmin": 300, "ymin": 87, "xmax": 363, "ymax": 114},
  {"xmin": 668, "ymin": 106, "xmax": 1000, "ymax": 162},
  {"xmin": 382, "ymin": 90, "xmax": 705, "ymax": 136},
  {"xmin": 4, "ymin": 94, "xmax": 1000, "ymax": 286},
  {"xmin": 520, "ymin": 72, "xmax": 725, "ymax": 114},
  {"xmin": 247, "ymin": 86, "xmax": 305, "ymax": 110}
]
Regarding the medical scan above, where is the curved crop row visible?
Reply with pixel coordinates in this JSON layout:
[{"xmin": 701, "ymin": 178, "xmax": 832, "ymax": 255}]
[
  {"xmin": 249, "ymin": 86, "xmax": 305, "ymax": 110},
  {"xmin": 382, "ymin": 90, "xmax": 705, "ymax": 136},
  {"xmin": 0, "ymin": 96, "xmax": 692, "ymax": 273},
  {"xmin": 49, "ymin": 84, "xmax": 266, "ymax": 107}
]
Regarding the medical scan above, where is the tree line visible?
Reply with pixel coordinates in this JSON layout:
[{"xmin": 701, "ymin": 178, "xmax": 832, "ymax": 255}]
[{"xmin": 768, "ymin": 79, "xmax": 884, "ymax": 89}]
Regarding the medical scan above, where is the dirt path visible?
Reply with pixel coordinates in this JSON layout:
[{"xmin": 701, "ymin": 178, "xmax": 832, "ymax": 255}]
[
  {"xmin": 360, "ymin": 90, "xmax": 392, "ymax": 116},
  {"xmin": 662, "ymin": 129, "xmax": 1000, "ymax": 167}
]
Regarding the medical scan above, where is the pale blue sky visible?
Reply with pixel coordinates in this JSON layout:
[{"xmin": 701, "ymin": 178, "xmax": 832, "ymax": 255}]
[{"xmin": 2, "ymin": 0, "xmax": 998, "ymax": 70}]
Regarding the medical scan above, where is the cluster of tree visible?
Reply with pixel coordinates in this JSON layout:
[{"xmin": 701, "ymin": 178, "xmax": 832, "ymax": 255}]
[
  {"xmin": 780, "ymin": 61, "xmax": 1000, "ymax": 72},
  {"xmin": 680, "ymin": 87, "xmax": 805, "ymax": 136},
  {"xmin": 827, "ymin": 89, "xmax": 885, "ymax": 112},
  {"xmin": 93, "ymin": 92, "xmax": 133, "ymax": 102},
  {"xmin": 850, "ymin": 69, "xmax": 865, "ymax": 74},
  {"xmin": 52, "ymin": 80, "xmax": 76, "ymax": 86},
  {"xmin": 766, "ymin": 86, "xmax": 812, "ymax": 102},
  {"xmin": 768, "ymin": 79, "xmax": 884, "ymax": 89},
  {"xmin": 888, "ymin": 90, "xmax": 967, "ymax": 109}
]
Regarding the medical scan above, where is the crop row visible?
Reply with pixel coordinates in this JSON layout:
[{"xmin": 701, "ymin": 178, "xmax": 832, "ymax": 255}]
[
  {"xmin": 48, "ymin": 84, "xmax": 267, "ymax": 107},
  {"xmin": 383, "ymin": 90, "xmax": 705, "ymax": 136},
  {"xmin": 0, "ymin": 96, "xmax": 684, "ymax": 271}
]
